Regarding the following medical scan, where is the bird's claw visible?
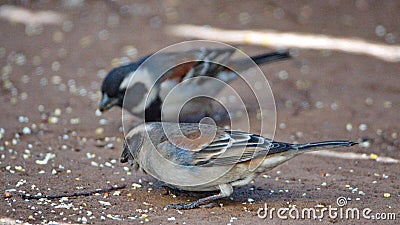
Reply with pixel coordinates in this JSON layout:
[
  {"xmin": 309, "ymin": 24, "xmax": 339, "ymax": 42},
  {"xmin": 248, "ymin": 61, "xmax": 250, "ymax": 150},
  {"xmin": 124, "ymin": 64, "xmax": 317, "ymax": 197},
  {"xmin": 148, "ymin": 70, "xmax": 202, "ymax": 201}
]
[
  {"xmin": 165, "ymin": 201, "xmax": 219, "ymax": 210},
  {"xmin": 165, "ymin": 202, "xmax": 196, "ymax": 210}
]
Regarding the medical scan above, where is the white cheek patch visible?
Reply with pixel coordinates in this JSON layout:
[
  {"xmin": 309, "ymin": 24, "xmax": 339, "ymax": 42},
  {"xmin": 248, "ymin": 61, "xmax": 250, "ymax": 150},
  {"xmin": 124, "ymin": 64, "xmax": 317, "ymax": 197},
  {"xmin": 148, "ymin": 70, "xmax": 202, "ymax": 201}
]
[
  {"xmin": 119, "ymin": 68, "xmax": 159, "ymax": 114},
  {"xmin": 119, "ymin": 75, "xmax": 131, "ymax": 91}
]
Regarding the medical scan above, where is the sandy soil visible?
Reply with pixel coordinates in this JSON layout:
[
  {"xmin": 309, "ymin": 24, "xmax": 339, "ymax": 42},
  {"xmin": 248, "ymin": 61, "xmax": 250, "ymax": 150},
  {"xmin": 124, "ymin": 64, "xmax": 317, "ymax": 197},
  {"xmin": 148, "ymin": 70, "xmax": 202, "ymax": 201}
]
[{"xmin": 1, "ymin": 0, "xmax": 399, "ymax": 224}]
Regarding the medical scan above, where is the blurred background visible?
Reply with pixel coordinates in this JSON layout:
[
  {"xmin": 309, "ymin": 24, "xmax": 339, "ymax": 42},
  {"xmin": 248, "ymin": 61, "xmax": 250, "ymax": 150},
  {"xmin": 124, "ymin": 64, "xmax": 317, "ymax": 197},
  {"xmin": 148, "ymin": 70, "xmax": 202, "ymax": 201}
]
[{"xmin": 0, "ymin": 0, "xmax": 399, "ymax": 224}]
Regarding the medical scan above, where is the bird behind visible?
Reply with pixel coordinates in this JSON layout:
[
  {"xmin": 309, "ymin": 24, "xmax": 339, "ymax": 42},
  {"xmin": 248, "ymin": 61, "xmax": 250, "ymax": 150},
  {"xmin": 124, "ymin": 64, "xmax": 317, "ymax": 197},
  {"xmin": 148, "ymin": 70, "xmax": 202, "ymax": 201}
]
[{"xmin": 99, "ymin": 48, "xmax": 291, "ymax": 122}]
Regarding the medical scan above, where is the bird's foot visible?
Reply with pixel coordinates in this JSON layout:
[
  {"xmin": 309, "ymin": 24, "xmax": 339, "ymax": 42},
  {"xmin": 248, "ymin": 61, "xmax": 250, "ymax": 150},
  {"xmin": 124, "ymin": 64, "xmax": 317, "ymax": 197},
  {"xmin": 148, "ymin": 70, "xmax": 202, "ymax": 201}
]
[{"xmin": 165, "ymin": 202, "xmax": 197, "ymax": 210}]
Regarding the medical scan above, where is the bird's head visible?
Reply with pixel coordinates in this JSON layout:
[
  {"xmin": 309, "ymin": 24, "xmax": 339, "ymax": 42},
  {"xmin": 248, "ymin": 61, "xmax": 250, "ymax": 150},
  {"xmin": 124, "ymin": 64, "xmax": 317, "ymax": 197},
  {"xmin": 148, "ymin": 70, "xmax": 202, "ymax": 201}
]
[
  {"xmin": 99, "ymin": 63, "xmax": 139, "ymax": 112},
  {"xmin": 99, "ymin": 55, "xmax": 152, "ymax": 113}
]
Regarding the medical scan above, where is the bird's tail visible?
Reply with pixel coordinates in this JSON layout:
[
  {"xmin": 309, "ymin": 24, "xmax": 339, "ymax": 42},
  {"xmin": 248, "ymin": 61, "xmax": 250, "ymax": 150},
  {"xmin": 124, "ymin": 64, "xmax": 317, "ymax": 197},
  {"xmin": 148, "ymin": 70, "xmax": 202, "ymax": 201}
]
[
  {"xmin": 250, "ymin": 50, "xmax": 291, "ymax": 65},
  {"xmin": 227, "ymin": 50, "xmax": 290, "ymax": 72},
  {"xmin": 291, "ymin": 140, "xmax": 357, "ymax": 152}
]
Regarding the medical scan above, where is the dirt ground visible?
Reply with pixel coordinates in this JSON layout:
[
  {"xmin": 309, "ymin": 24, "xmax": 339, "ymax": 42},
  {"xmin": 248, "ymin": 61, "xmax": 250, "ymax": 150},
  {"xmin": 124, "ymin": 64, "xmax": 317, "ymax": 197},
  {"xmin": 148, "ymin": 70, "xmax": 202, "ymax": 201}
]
[{"xmin": 1, "ymin": 0, "xmax": 399, "ymax": 224}]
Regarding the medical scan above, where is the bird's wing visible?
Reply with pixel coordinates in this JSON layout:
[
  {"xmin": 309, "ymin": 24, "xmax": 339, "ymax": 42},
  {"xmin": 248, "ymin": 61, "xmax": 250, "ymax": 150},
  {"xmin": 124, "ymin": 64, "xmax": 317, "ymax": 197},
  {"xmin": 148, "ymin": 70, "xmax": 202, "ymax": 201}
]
[
  {"xmin": 160, "ymin": 48, "xmax": 237, "ymax": 83},
  {"xmin": 156, "ymin": 123, "xmax": 293, "ymax": 167},
  {"xmin": 156, "ymin": 123, "xmax": 231, "ymax": 166},
  {"xmin": 157, "ymin": 49, "xmax": 238, "ymax": 101},
  {"xmin": 192, "ymin": 130, "xmax": 293, "ymax": 166}
]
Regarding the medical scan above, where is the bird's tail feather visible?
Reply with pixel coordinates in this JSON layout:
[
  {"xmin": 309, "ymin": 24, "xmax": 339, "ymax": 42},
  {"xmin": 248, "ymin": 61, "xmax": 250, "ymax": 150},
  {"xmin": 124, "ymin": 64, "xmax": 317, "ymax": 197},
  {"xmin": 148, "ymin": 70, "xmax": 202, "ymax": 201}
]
[
  {"xmin": 291, "ymin": 140, "xmax": 357, "ymax": 152},
  {"xmin": 229, "ymin": 50, "xmax": 290, "ymax": 72},
  {"xmin": 250, "ymin": 50, "xmax": 291, "ymax": 65}
]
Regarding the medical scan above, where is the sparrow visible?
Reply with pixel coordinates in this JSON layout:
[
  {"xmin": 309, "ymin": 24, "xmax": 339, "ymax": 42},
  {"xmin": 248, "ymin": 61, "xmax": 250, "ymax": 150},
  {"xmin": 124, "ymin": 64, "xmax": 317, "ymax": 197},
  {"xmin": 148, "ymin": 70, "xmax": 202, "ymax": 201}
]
[
  {"xmin": 99, "ymin": 48, "xmax": 290, "ymax": 122},
  {"xmin": 121, "ymin": 122, "xmax": 357, "ymax": 210}
]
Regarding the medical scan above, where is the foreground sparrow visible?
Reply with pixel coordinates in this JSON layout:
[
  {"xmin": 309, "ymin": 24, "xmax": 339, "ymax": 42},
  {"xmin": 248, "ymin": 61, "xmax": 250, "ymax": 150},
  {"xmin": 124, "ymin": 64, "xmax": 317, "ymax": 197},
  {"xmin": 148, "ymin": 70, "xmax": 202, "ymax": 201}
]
[
  {"xmin": 121, "ymin": 122, "xmax": 357, "ymax": 210},
  {"xmin": 99, "ymin": 48, "xmax": 290, "ymax": 122}
]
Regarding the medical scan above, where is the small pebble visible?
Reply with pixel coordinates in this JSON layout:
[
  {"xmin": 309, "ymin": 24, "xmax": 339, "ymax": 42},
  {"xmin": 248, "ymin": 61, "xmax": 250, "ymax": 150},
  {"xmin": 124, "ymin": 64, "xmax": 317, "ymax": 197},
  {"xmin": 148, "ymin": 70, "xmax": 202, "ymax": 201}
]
[
  {"xmin": 18, "ymin": 116, "xmax": 29, "ymax": 123},
  {"xmin": 15, "ymin": 166, "xmax": 25, "ymax": 172},
  {"xmin": 99, "ymin": 119, "xmax": 108, "ymax": 125},
  {"xmin": 35, "ymin": 153, "xmax": 55, "ymax": 165},
  {"xmin": 315, "ymin": 101, "xmax": 323, "ymax": 109},
  {"xmin": 81, "ymin": 217, "xmax": 87, "ymax": 224},
  {"xmin": 38, "ymin": 105, "xmax": 45, "ymax": 112},
  {"xmin": 383, "ymin": 193, "xmax": 390, "ymax": 198},
  {"xmin": 22, "ymin": 127, "xmax": 31, "ymax": 135},
  {"xmin": 369, "ymin": 153, "xmax": 378, "ymax": 160},
  {"xmin": 95, "ymin": 109, "xmax": 102, "ymax": 116},
  {"xmin": 54, "ymin": 108, "xmax": 62, "ymax": 116},
  {"xmin": 48, "ymin": 116, "xmax": 59, "ymax": 124},
  {"xmin": 365, "ymin": 97, "xmax": 373, "ymax": 105},
  {"xmin": 70, "ymin": 118, "xmax": 80, "ymax": 124},
  {"xmin": 95, "ymin": 127, "xmax": 104, "ymax": 135},
  {"xmin": 278, "ymin": 70, "xmax": 288, "ymax": 80},
  {"xmin": 238, "ymin": 12, "xmax": 251, "ymax": 25},
  {"xmin": 383, "ymin": 101, "xmax": 392, "ymax": 108},
  {"xmin": 132, "ymin": 183, "xmax": 142, "ymax": 189},
  {"xmin": 375, "ymin": 25, "xmax": 386, "ymax": 37},
  {"xmin": 123, "ymin": 45, "xmax": 138, "ymax": 58},
  {"xmin": 99, "ymin": 200, "xmax": 111, "ymax": 206},
  {"xmin": 98, "ymin": 29, "xmax": 110, "ymax": 41},
  {"xmin": 359, "ymin": 124, "xmax": 367, "ymax": 131},
  {"xmin": 330, "ymin": 103, "xmax": 338, "ymax": 110},
  {"xmin": 360, "ymin": 140, "xmax": 371, "ymax": 148}
]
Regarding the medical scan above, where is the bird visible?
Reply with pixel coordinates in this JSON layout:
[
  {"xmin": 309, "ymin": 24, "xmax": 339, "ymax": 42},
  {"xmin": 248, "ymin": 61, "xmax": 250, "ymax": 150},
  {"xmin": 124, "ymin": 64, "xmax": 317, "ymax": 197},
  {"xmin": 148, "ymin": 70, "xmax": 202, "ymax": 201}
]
[
  {"xmin": 121, "ymin": 122, "xmax": 357, "ymax": 210},
  {"xmin": 99, "ymin": 48, "xmax": 291, "ymax": 122}
]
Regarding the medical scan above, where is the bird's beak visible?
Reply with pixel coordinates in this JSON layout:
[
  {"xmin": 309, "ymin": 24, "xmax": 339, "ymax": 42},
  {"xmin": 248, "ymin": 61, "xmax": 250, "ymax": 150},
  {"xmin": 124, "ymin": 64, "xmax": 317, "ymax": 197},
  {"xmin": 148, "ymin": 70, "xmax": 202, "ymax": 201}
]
[
  {"xmin": 99, "ymin": 94, "xmax": 120, "ymax": 112},
  {"xmin": 120, "ymin": 142, "xmax": 130, "ymax": 163}
]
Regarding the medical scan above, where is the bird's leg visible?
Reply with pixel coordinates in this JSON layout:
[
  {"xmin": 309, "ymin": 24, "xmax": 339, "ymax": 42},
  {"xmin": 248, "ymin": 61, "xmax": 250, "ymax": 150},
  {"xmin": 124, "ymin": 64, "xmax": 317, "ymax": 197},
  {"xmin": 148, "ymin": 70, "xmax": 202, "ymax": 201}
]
[{"xmin": 165, "ymin": 184, "xmax": 233, "ymax": 210}]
